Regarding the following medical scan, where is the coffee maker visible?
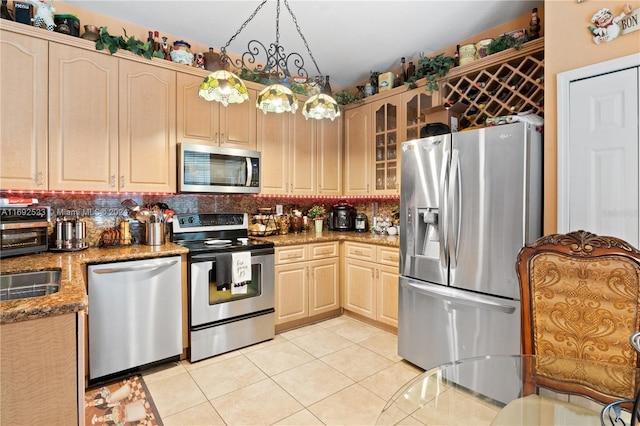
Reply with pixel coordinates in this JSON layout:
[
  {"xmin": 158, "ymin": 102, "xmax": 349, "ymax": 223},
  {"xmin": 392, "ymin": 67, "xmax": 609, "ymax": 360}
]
[{"xmin": 328, "ymin": 202, "xmax": 356, "ymax": 231}]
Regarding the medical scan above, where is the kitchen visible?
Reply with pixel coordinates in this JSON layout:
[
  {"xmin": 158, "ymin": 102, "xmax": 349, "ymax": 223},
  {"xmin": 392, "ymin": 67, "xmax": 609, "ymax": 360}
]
[{"xmin": 2, "ymin": 1, "xmax": 640, "ymax": 425}]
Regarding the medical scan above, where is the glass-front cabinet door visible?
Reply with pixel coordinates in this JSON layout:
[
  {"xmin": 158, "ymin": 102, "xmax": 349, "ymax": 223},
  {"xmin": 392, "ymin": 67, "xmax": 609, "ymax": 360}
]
[
  {"xmin": 371, "ymin": 97, "xmax": 399, "ymax": 194},
  {"xmin": 401, "ymin": 91, "xmax": 433, "ymax": 142}
]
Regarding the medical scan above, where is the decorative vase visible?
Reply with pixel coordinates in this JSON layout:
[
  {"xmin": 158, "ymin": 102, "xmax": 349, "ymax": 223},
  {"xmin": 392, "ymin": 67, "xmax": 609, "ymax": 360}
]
[{"xmin": 314, "ymin": 218, "xmax": 324, "ymax": 236}]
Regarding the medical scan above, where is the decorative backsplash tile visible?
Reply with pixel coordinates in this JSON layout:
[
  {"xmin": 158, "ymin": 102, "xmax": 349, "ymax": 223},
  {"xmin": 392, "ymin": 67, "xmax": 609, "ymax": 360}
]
[{"xmin": 1, "ymin": 192, "xmax": 399, "ymax": 247}]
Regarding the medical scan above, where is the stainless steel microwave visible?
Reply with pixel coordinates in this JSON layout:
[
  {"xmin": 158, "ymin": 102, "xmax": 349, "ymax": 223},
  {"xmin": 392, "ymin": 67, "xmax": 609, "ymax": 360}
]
[{"xmin": 178, "ymin": 144, "xmax": 261, "ymax": 194}]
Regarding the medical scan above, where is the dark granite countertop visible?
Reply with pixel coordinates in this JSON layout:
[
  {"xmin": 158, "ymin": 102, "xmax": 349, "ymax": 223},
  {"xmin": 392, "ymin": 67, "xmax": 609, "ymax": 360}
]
[
  {"xmin": 0, "ymin": 243, "xmax": 188, "ymax": 325},
  {"xmin": 252, "ymin": 230, "xmax": 400, "ymax": 248}
]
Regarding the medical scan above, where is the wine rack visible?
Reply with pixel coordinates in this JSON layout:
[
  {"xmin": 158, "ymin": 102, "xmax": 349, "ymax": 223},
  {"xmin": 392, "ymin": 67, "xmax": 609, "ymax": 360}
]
[{"xmin": 440, "ymin": 38, "xmax": 544, "ymax": 129}]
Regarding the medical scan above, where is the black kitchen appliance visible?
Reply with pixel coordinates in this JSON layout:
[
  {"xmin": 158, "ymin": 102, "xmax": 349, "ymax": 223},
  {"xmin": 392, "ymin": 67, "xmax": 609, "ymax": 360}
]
[
  {"xmin": 171, "ymin": 212, "xmax": 275, "ymax": 362},
  {"xmin": 328, "ymin": 202, "xmax": 356, "ymax": 231},
  {"xmin": 0, "ymin": 205, "xmax": 50, "ymax": 257}
]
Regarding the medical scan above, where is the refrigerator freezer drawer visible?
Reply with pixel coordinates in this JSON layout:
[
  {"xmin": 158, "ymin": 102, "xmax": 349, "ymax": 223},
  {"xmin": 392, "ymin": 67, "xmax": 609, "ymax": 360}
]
[{"xmin": 398, "ymin": 276, "xmax": 520, "ymax": 372}]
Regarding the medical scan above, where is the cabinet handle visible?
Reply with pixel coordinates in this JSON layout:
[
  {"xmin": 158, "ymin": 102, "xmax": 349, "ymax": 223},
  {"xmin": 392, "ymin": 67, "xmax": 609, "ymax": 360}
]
[
  {"xmin": 384, "ymin": 255, "xmax": 399, "ymax": 262},
  {"xmin": 318, "ymin": 250, "xmax": 331, "ymax": 255},
  {"xmin": 37, "ymin": 172, "xmax": 44, "ymax": 186},
  {"xmin": 120, "ymin": 175, "xmax": 125, "ymax": 188},
  {"xmin": 221, "ymin": 133, "xmax": 225, "ymax": 144},
  {"xmin": 376, "ymin": 270, "xmax": 379, "ymax": 278},
  {"xmin": 354, "ymin": 250, "xmax": 364, "ymax": 256},
  {"xmin": 110, "ymin": 175, "xmax": 116, "ymax": 187},
  {"xmin": 318, "ymin": 185, "xmax": 322, "ymax": 193},
  {"xmin": 367, "ymin": 184, "xmax": 370, "ymax": 193},
  {"xmin": 215, "ymin": 132, "xmax": 219, "ymax": 144},
  {"xmin": 287, "ymin": 254, "xmax": 302, "ymax": 259}
]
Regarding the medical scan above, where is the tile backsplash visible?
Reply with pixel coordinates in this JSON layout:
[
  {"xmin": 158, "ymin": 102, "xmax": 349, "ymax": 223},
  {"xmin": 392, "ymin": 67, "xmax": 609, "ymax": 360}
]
[{"xmin": 2, "ymin": 192, "xmax": 399, "ymax": 247}]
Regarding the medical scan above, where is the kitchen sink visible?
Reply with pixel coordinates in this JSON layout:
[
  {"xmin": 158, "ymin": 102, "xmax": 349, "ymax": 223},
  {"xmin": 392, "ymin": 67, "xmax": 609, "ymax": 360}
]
[{"xmin": 0, "ymin": 270, "xmax": 61, "ymax": 302}]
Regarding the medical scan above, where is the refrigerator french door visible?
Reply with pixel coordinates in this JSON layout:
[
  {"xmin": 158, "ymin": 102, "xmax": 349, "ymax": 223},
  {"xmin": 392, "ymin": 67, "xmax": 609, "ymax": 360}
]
[{"xmin": 399, "ymin": 122, "xmax": 542, "ymax": 373}]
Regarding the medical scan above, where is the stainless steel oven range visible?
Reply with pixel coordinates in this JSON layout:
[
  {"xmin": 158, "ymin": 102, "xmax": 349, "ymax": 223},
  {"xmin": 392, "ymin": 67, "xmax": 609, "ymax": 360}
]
[{"xmin": 172, "ymin": 212, "xmax": 275, "ymax": 362}]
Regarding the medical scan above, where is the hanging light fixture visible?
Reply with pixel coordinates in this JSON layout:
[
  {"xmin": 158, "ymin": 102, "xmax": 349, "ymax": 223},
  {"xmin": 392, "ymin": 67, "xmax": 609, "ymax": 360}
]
[
  {"xmin": 199, "ymin": 70, "xmax": 249, "ymax": 106},
  {"xmin": 213, "ymin": 0, "xmax": 339, "ymax": 117}
]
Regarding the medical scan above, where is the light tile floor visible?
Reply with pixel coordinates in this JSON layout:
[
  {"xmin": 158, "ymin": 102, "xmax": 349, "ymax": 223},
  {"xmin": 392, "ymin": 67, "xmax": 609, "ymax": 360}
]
[{"xmin": 142, "ymin": 315, "xmax": 424, "ymax": 425}]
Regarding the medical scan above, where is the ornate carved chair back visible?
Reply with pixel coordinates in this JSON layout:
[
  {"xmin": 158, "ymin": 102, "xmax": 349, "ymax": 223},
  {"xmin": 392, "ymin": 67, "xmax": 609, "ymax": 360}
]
[{"xmin": 516, "ymin": 230, "xmax": 640, "ymax": 405}]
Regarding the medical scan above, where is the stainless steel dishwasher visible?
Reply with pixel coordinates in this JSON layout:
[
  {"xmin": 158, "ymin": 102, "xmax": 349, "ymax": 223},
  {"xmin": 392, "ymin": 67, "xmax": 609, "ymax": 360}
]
[{"xmin": 87, "ymin": 256, "xmax": 182, "ymax": 381}]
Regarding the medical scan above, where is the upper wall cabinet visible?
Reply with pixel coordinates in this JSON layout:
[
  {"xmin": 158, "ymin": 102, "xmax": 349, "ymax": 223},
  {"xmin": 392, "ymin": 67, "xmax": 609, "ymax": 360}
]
[
  {"xmin": 1, "ymin": 23, "xmax": 177, "ymax": 193},
  {"xmin": 177, "ymin": 72, "xmax": 257, "ymax": 150},
  {"xmin": 118, "ymin": 59, "xmax": 176, "ymax": 193},
  {"xmin": 48, "ymin": 43, "xmax": 119, "ymax": 192},
  {"xmin": 0, "ymin": 31, "xmax": 48, "ymax": 191},
  {"xmin": 317, "ymin": 116, "xmax": 343, "ymax": 196},
  {"xmin": 343, "ymin": 105, "xmax": 371, "ymax": 195}
]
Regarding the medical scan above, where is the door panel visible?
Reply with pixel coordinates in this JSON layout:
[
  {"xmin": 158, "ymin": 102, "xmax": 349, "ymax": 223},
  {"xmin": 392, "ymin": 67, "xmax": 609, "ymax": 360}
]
[{"xmin": 568, "ymin": 67, "xmax": 639, "ymax": 247}]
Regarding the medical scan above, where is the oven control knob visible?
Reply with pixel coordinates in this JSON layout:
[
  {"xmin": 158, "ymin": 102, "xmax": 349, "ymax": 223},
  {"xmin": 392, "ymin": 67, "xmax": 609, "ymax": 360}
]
[{"xmin": 188, "ymin": 216, "xmax": 195, "ymax": 224}]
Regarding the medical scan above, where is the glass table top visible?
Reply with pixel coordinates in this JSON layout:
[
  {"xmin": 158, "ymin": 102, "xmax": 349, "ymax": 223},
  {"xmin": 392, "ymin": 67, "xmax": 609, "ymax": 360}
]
[{"xmin": 376, "ymin": 354, "xmax": 640, "ymax": 425}]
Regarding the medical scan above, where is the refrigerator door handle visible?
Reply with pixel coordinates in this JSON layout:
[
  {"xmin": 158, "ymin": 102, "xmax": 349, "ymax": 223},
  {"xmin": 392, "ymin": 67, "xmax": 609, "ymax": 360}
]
[
  {"xmin": 400, "ymin": 279, "xmax": 517, "ymax": 314},
  {"xmin": 448, "ymin": 149, "xmax": 462, "ymax": 269},
  {"xmin": 439, "ymin": 153, "xmax": 449, "ymax": 270}
]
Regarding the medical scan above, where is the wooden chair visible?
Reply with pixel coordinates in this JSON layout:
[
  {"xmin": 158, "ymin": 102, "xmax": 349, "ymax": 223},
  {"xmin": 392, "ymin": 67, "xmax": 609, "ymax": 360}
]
[{"xmin": 493, "ymin": 230, "xmax": 640, "ymax": 425}]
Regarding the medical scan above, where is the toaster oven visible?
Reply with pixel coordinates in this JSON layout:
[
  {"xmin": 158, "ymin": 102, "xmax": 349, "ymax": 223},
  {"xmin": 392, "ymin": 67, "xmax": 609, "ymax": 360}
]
[{"xmin": 0, "ymin": 206, "xmax": 50, "ymax": 258}]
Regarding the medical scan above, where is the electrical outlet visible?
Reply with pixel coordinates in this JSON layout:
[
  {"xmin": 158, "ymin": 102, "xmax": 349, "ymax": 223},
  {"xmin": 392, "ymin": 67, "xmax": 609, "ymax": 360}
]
[{"xmin": 275, "ymin": 205, "xmax": 283, "ymax": 215}]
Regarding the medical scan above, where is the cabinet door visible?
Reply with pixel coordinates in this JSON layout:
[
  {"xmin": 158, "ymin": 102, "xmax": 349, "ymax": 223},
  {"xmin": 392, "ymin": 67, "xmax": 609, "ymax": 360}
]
[
  {"xmin": 309, "ymin": 258, "xmax": 339, "ymax": 316},
  {"xmin": 219, "ymin": 87, "xmax": 257, "ymax": 150},
  {"xmin": 119, "ymin": 59, "xmax": 176, "ymax": 193},
  {"xmin": 401, "ymin": 91, "xmax": 432, "ymax": 143},
  {"xmin": 289, "ymin": 111, "xmax": 316, "ymax": 195},
  {"xmin": 343, "ymin": 105, "xmax": 371, "ymax": 195},
  {"xmin": 49, "ymin": 44, "xmax": 119, "ymax": 191},
  {"xmin": 275, "ymin": 263, "xmax": 308, "ymax": 324},
  {"xmin": 176, "ymin": 72, "xmax": 220, "ymax": 145},
  {"xmin": 343, "ymin": 258, "xmax": 376, "ymax": 319},
  {"xmin": 257, "ymin": 112, "xmax": 290, "ymax": 194},
  {"xmin": 371, "ymin": 96, "xmax": 400, "ymax": 194},
  {"xmin": 317, "ymin": 115, "xmax": 343, "ymax": 195},
  {"xmin": 0, "ymin": 31, "xmax": 48, "ymax": 190},
  {"xmin": 377, "ymin": 265, "xmax": 399, "ymax": 328}
]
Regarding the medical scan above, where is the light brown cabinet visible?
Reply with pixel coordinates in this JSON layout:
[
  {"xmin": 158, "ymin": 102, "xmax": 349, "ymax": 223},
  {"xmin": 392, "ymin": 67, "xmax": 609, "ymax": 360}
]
[
  {"xmin": 344, "ymin": 91, "xmax": 433, "ymax": 196},
  {"xmin": 118, "ymin": 59, "xmax": 176, "ymax": 193},
  {"xmin": 343, "ymin": 105, "xmax": 371, "ymax": 195},
  {"xmin": 275, "ymin": 242, "xmax": 339, "ymax": 329},
  {"xmin": 1, "ymin": 313, "xmax": 83, "ymax": 425},
  {"xmin": 316, "ymin": 116, "xmax": 343, "ymax": 195},
  {"xmin": 258, "ymin": 108, "xmax": 341, "ymax": 196},
  {"xmin": 48, "ymin": 43, "xmax": 119, "ymax": 191},
  {"xmin": 343, "ymin": 242, "xmax": 399, "ymax": 328},
  {"xmin": 371, "ymin": 96, "xmax": 400, "ymax": 194},
  {"xmin": 176, "ymin": 72, "xmax": 257, "ymax": 150},
  {"xmin": 0, "ymin": 30, "xmax": 48, "ymax": 190},
  {"xmin": 1, "ymin": 25, "xmax": 177, "ymax": 193}
]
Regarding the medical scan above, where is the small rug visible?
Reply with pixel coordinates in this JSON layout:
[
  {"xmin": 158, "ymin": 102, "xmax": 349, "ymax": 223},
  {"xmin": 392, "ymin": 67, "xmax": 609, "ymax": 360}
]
[{"xmin": 84, "ymin": 375, "xmax": 162, "ymax": 426}]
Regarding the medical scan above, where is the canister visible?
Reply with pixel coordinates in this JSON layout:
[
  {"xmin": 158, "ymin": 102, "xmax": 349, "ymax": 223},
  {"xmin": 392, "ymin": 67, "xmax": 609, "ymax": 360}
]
[
  {"xmin": 145, "ymin": 213, "xmax": 165, "ymax": 246},
  {"xmin": 458, "ymin": 44, "xmax": 476, "ymax": 66}
]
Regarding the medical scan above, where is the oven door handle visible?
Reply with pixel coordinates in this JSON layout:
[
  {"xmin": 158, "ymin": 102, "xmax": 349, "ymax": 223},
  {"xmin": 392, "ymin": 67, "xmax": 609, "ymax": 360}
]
[
  {"xmin": 191, "ymin": 254, "xmax": 219, "ymax": 262},
  {"xmin": 246, "ymin": 157, "xmax": 253, "ymax": 187}
]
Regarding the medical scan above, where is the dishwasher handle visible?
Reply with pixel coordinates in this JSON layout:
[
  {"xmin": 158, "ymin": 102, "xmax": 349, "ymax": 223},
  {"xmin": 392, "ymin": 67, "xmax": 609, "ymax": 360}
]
[{"xmin": 91, "ymin": 259, "xmax": 179, "ymax": 274}]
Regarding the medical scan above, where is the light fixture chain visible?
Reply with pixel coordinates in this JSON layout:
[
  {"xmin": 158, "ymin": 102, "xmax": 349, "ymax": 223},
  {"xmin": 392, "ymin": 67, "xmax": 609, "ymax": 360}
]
[
  {"xmin": 284, "ymin": 0, "xmax": 323, "ymax": 76},
  {"xmin": 222, "ymin": 0, "xmax": 269, "ymax": 52},
  {"xmin": 275, "ymin": 0, "xmax": 280, "ymax": 46}
]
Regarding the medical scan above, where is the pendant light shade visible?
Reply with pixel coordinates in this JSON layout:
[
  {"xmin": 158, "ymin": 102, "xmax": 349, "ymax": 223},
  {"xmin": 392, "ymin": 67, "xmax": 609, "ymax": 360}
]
[
  {"xmin": 256, "ymin": 84, "xmax": 299, "ymax": 114},
  {"xmin": 302, "ymin": 94, "xmax": 341, "ymax": 121},
  {"xmin": 199, "ymin": 70, "xmax": 249, "ymax": 106}
]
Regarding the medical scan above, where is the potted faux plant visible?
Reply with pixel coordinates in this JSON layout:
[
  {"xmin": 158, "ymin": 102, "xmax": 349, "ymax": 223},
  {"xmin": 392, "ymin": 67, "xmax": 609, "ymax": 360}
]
[
  {"xmin": 404, "ymin": 53, "xmax": 455, "ymax": 93},
  {"xmin": 307, "ymin": 205, "xmax": 326, "ymax": 236}
]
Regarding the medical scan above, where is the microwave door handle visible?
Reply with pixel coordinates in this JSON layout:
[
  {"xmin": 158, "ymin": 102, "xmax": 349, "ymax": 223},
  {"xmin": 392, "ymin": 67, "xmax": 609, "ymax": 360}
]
[{"xmin": 246, "ymin": 158, "xmax": 252, "ymax": 187}]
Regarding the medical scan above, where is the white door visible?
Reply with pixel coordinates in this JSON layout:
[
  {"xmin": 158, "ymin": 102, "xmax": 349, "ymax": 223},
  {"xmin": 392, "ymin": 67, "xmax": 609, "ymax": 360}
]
[{"xmin": 558, "ymin": 59, "xmax": 639, "ymax": 248}]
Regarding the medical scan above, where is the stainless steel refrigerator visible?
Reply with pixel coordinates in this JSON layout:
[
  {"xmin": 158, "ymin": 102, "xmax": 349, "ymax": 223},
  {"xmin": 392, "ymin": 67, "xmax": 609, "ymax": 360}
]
[{"xmin": 399, "ymin": 122, "xmax": 542, "ymax": 376}]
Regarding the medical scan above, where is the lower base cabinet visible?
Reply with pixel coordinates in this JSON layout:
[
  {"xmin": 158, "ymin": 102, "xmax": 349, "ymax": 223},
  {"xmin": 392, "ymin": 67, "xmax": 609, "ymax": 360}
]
[
  {"xmin": 1, "ymin": 313, "xmax": 83, "ymax": 425},
  {"xmin": 275, "ymin": 242, "xmax": 340, "ymax": 330},
  {"xmin": 343, "ymin": 242, "xmax": 400, "ymax": 328}
]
